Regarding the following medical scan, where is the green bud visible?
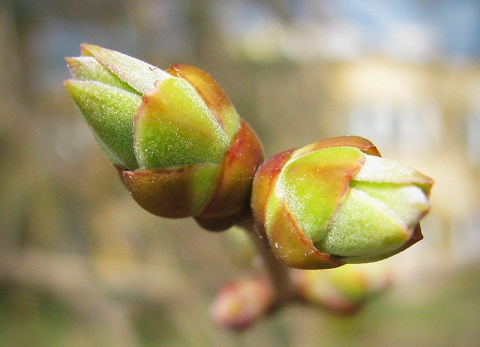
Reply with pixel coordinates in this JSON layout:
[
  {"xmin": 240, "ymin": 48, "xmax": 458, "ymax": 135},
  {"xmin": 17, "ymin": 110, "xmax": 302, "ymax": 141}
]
[
  {"xmin": 295, "ymin": 263, "xmax": 391, "ymax": 314},
  {"xmin": 65, "ymin": 44, "xmax": 264, "ymax": 229},
  {"xmin": 251, "ymin": 136, "xmax": 433, "ymax": 269}
]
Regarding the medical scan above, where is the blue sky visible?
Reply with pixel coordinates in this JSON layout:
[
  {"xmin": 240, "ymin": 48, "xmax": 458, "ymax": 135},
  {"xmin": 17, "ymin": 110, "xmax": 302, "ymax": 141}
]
[
  {"xmin": 228, "ymin": 0, "xmax": 480, "ymax": 62},
  {"xmin": 334, "ymin": 0, "xmax": 480, "ymax": 59}
]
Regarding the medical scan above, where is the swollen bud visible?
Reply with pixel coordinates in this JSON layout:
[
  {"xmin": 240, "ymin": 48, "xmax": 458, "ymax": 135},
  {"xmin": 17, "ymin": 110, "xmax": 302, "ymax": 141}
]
[
  {"xmin": 65, "ymin": 44, "xmax": 263, "ymax": 230},
  {"xmin": 293, "ymin": 264, "xmax": 392, "ymax": 314},
  {"xmin": 211, "ymin": 277, "xmax": 273, "ymax": 330},
  {"xmin": 251, "ymin": 136, "xmax": 433, "ymax": 269}
]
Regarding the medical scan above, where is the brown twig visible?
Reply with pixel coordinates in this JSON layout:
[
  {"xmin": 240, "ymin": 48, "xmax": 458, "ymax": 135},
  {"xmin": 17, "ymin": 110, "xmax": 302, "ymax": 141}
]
[{"xmin": 235, "ymin": 210, "xmax": 298, "ymax": 312}]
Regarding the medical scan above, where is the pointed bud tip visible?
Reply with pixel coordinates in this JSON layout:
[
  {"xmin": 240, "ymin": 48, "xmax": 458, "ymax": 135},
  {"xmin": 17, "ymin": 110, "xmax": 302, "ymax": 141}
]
[
  {"xmin": 63, "ymin": 79, "xmax": 78, "ymax": 93},
  {"xmin": 79, "ymin": 43, "xmax": 99, "ymax": 56},
  {"xmin": 64, "ymin": 56, "xmax": 75, "ymax": 65},
  {"xmin": 63, "ymin": 79, "xmax": 91, "ymax": 96},
  {"xmin": 64, "ymin": 57, "xmax": 81, "ymax": 76}
]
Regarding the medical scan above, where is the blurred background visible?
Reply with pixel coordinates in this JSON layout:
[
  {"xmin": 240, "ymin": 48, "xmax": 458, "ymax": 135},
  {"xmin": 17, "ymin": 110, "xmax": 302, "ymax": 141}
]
[{"xmin": 1, "ymin": 0, "xmax": 480, "ymax": 346}]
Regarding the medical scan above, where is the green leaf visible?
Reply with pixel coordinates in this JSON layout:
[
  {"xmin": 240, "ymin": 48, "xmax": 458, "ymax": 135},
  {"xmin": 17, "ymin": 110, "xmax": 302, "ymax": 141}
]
[
  {"xmin": 278, "ymin": 147, "xmax": 364, "ymax": 244},
  {"xmin": 65, "ymin": 57, "xmax": 138, "ymax": 94},
  {"xmin": 65, "ymin": 80, "xmax": 140, "ymax": 170},
  {"xmin": 351, "ymin": 181, "xmax": 430, "ymax": 230},
  {"xmin": 318, "ymin": 188, "xmax": 411, "ymax": 259},
  {"xmin": 134, "ymin": 77, "xmax": 230, "ymax": 168},
  {"xmin": 355, "ymin": 155, "xmax": 433, "ymax": 195},
  {"xmin": 81, "ymin": 44, "xmax": 172, "ymax": 95}
]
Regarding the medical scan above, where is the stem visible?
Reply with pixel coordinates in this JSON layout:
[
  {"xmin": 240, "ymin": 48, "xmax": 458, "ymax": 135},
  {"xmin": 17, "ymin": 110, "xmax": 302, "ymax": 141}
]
[{"xmin": 235, "ymin": 211, "xmax": 296, "ymax": 309}]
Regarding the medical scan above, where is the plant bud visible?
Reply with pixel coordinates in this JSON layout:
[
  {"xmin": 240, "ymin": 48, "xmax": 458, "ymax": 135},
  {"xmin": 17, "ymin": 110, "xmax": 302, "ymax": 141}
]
[
  {"xmin": 211, "ymin": 277, "xmax": 273, "ymax": 330},
  {"xmin": 251, "ymin": 136, "xmax": 433, "ymax": 269},
  {"xmin": 65, "ymin": 44, "xmax": 263, "ymax": 230},
  {"xmin": 293, "ymin": 263, "xmax": 392, "ymax": 314}
]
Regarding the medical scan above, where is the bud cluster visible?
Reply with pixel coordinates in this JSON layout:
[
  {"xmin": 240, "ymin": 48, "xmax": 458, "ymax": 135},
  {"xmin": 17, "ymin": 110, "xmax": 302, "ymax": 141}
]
[{"xmin": 65, "ymin": 44, "xmax": 433, "ymax": 269}]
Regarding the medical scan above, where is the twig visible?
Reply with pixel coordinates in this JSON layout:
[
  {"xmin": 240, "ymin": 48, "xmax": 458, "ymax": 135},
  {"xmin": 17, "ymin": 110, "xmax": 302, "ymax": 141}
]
[{"xmin": 235, "ymin": 211, "xmax": 297, "ymax": 311}]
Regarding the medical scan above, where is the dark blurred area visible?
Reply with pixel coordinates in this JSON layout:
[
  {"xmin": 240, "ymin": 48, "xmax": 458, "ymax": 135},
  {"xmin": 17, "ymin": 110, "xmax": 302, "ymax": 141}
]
[{"xmin": 1, "ymin": 0, "xmax": 480, "ymax": 346}]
